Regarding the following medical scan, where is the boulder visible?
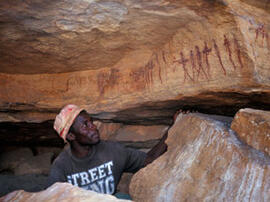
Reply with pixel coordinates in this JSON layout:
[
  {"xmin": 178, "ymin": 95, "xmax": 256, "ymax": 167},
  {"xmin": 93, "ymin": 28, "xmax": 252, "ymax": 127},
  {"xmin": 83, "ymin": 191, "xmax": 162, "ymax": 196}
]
[
  {"xmin": 13, "ymin": 152, "xmax": 54, "ymax": 175},
  {"xmin": 0, "ymin": 148, "xmax": 53, "ymax": 175},
  {"xmin": 0, "ymin": 182, "xmax": 131, "ymax": 202},
  {"xmin": 0, "ymin": 0, "xmax": 270, "ymax": 124},
  {"xmin": 231, "ymin": 108, "xmax": 270, "ymax": 156},
  {"xmin": 129, "ymin": 113, "xmax": 270, "ymax": 201},
  {"xmin": 0, "ymin": 148, "xmax": 33, "ymax": 172}
]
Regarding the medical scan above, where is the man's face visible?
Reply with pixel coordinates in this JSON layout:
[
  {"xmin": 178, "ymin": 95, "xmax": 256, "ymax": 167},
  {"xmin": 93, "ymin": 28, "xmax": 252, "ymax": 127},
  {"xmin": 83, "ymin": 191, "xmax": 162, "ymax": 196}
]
[{"xmin": 72, "ymin": 111, "xmax": 100, "ymax": 145}]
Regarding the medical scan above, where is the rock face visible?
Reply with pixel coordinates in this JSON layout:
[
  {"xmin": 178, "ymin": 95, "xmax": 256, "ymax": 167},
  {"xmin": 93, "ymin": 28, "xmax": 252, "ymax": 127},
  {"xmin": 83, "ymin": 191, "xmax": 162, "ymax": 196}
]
[
  {"xmin": 0, "ymin": 0, "xmax": 270, "ymax": 123},
  {"xmin": 95, "ymin": 121, "xmax": 169, "ymax": 146},
  {"xmin": 231, "ymin": 108, "xmax": 270, "ymax": 156},
  {"xmin": 129, "ymin": 113, "xmax": 270, "ymax": 202},
  {"xmin": 0, "ymin": 148, "xmax": 53, "ymax": 175},
  {"xmin": 0, "ymin": 182, "xmax": 131, "ymax": 202}
]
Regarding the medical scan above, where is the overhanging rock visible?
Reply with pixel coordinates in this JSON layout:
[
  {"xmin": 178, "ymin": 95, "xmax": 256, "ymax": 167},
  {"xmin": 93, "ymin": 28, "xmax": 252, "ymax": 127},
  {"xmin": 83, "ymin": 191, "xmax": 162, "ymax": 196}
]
[{"xmin": 0, "ymin": 0, "xmax": 270, "ymax": 123}]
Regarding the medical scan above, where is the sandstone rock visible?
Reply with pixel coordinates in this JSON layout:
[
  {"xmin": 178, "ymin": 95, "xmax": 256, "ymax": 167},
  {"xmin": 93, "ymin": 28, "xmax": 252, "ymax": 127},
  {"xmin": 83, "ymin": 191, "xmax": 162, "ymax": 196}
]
[
  {"xmin": 0, "ymin": 0, "xmax": 270, "ymax": 124},
  {"xmin": 129, "ymin": 113, "xmax": 270, "ymax": 202},
  {"xmin": 14, "ymin": 152, "xmax": 54, "ymax": 175},
  {"xmin": 231, "ymin": 108, "xmax": 270, "ymax": 156},
  {"xmin": 94, "ymin": 122, "xmax": 169, "ymax": 148},
  {"xmin": 0, "ymin": 182, "xmax": 131, "ymax": 202},
  {"xmin": 94, "ymin": 121, "xmax": 123, "ymax": 140},
  {"xmin": 0, "ymin": 148, "xmax": 53, "ymax": 175},
  {"xmin": 110, "ymin": 125, "xmax": 169, "ymax": 143},
  {"xmin": 0, "ymin": 148, "xmax": 33, "ymax": 172}
]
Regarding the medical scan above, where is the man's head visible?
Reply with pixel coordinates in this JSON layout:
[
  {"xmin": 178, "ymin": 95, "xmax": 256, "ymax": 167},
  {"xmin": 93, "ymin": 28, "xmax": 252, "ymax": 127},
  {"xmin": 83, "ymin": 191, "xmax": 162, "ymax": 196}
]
[
  {"xmin": 54, "ymin": 104, "xmax": 100, "ymax": 145},
  {"xmin": 67, "ymin": 110, "xmax": 100, "ymax": 145}
]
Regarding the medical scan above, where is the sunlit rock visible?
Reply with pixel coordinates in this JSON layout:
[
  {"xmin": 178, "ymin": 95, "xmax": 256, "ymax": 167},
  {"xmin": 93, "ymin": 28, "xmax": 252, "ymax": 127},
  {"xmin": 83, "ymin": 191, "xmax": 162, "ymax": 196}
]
[
  {"xmin": 129, "ymin": 113, "xmax": 270, "ymax": 201},
  {"xmin": 0, "ymin": 182, "xmax": 131, "ymax": 202},
  {"xmin": 0, "ymin": 0, "xmax": 270, "ymax": 123},
  {"xmin": 231, "ymin": 108, "xmax": 270, "ymax": 156}
]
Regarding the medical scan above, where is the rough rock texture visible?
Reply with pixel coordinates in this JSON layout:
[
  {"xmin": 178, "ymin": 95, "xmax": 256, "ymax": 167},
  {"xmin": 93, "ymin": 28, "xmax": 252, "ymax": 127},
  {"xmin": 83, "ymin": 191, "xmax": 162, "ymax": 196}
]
[
  {"xmin": 0, "ymin": 182, "xmax": 131, "ymax": 202},
  {"xmin": 231, "ymin": 108, "xmax": 270, "ymax": 156},
  {"xmin": 0, "ymin": 148, "xmax": 53, "ymax": 175},
  {"xmin": 0, "ymin": 148, "xmax": 33, "ymax": 172},
  {"xmin": 110, "ymin": 125, "xmax": 168, "ymax": 142},
  {"xmin": 129, "ymin": 113, "xmax": 270, "ymax": 202},
  {"xmin": 94, "ymin": 121, "xmax": 123, "ymax": 140},
  {"xmin": 13, "ymin": 152, "xmax": 53, "ymax": 175},
  {"xmin": 0, "ymin": 0, "xmax": 270, "ymax": 123},
  {"xmin": 94, "ymin": 121, "xmax": 169, "ymax": 148}
]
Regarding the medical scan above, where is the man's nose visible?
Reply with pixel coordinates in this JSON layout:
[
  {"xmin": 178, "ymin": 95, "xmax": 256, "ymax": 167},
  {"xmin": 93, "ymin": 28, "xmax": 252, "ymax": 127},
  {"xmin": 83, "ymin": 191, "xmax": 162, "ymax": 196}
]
[{"xmin": 88, "ymin": 122, "xmax": 97, "ymax": 130}]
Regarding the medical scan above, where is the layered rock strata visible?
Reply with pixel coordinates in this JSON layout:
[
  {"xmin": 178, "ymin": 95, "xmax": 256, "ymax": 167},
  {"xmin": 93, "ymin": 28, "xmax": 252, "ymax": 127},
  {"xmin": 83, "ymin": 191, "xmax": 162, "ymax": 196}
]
[
  {"xmin": 129, "ymin": 113, "xmax": 270, "ymax": 201},
  {"xmin": 0, "ymin": 0, "xmax": 270, "ymax": 123}
]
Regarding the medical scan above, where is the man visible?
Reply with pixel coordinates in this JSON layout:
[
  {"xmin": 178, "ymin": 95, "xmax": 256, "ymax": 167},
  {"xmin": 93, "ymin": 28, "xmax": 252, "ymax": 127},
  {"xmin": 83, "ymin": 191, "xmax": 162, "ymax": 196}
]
[{"xmin": 47, "ymin": 104, "xmax": 168, "ymax": 196}]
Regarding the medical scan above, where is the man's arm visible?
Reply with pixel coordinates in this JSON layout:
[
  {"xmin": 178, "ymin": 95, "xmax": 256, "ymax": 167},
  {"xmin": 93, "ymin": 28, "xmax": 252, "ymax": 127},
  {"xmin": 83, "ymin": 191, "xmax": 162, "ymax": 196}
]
[
  {"xmin": 143, "ymin": 109, "xmax": 188, "ymax": 166},
  {"xmin": 144, "ymin": 132, "xmax": 168, "ymax": 166}
]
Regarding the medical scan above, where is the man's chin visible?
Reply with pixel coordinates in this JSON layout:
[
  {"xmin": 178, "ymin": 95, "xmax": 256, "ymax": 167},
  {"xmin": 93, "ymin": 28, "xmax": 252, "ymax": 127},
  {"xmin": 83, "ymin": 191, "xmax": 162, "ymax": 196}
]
[{"xmin": 92, "ymin": 138, "xmax": 100, "ymax": 145}]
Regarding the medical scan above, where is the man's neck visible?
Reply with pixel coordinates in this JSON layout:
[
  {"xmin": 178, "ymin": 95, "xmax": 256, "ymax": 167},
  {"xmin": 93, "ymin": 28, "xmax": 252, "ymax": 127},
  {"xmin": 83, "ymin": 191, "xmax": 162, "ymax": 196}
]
[{"xmin": 70, "ymin": 142, "xmax": 93, "ymax": 158}]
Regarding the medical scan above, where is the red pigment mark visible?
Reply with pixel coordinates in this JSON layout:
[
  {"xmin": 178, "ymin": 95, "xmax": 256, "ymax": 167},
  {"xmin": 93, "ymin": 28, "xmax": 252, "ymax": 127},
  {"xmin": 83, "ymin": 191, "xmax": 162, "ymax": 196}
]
[
  {"xmin": 130, "ymin": 68, "xmax": 145, "ymax": 82},
  {"xmin": 161, "ymin": 50, "xmax": 168, "ymax": 78},
  {"xmin": 190, "ymin": 50, "xmax": 197, "ymax": 80},
  {"xmin": 195, "ymin": 46, "xmax": 209, "ymax": 80},
  {"xmin": 155, "ymin": 53, "xmax": 163, "ymax": 84},
  {"xmin": 266, "ymin": 32, "xmax": 270, "ymax": 50},
  {"xmin": 145, "ymin": 59, "xmax": 154, "ymax": 86},
  {"xmin": 213, "ymin": 39, "xmax": 226, "ymax": 75},
  {"xmin": 162, "ymin": 50, "xmax": 167, "ymax": 63},
  {"xmin": 233, "ymin": 36, "xmax": 244, "ymax": 69},
  {"xmin": 255, "ymin": 24, "xmax": 265, "ymax": 46},
  {"xmin": 97, "ymin": 72, "xmax": 109, "ymax": 95},
  {"xmin": 97, "ymin": 68, "xmax": 119, "ymax": 95},
  {"xmin": 202, "ymin": 41, "xmax": 212, "ymax": 77},
  {"xmin": 174, "ymin": 52, "xmax": 193, "ymax": 82},
  {"xmin": 224, "ymin": 35, "xmax": 236, "ymax": 70}
]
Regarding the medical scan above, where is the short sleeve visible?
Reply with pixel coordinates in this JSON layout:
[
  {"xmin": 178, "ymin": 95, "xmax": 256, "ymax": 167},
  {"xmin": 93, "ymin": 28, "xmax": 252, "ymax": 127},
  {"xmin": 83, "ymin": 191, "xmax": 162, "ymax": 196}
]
[{"xmin": 124, "ymin": 147, "xmax": 147, "ymax": 173}]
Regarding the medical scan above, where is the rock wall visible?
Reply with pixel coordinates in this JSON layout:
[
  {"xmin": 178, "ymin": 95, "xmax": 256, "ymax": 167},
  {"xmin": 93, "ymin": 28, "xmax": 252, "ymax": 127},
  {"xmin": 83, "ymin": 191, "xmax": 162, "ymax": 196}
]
[{"xmin": 0, "ymin": 0, "xmax": 270, "ymax": 123}]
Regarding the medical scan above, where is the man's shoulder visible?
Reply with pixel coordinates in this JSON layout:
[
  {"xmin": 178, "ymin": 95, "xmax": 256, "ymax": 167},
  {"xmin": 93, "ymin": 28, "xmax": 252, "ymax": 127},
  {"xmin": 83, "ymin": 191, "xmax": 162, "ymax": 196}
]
[{"xmin": 52, "ymin": 147, "xmax": 71, "ymax": 166}]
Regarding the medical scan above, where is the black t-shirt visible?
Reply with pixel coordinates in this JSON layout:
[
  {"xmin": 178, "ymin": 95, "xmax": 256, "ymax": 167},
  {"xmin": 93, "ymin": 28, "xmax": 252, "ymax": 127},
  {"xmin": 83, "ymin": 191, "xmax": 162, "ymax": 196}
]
[{"xmin": 47, "ymin": 141, "xmax": 147, "ymax": 194}]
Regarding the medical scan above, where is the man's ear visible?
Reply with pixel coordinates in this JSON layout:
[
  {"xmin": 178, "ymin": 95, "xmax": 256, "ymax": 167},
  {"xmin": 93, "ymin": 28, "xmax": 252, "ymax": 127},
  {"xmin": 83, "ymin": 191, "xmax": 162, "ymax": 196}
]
[{"xmin": 66, "ymin": 132, "xmax": 76, "ymax": 141}]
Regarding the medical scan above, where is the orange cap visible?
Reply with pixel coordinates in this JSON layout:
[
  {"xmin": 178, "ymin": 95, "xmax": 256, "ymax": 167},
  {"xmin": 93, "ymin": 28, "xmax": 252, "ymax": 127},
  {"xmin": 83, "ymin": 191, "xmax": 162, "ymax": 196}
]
[{"xmin": 54, "ymin": 104, "xmax": 83, "ymax": 142}]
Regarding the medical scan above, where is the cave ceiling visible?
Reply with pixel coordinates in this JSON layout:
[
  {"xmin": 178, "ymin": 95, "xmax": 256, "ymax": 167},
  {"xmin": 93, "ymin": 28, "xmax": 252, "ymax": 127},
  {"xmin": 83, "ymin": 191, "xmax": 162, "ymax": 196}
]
[{"xmin": 0, "ymin": 0, "xmax": 205, "ymax": 74}]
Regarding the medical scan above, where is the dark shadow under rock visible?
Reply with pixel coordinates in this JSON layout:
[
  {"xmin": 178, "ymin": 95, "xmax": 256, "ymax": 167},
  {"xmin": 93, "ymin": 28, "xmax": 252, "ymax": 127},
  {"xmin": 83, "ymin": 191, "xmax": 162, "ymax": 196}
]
[{"xmin": 0, "ymin": 174, "xmax": 48, "ymax": 197}]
